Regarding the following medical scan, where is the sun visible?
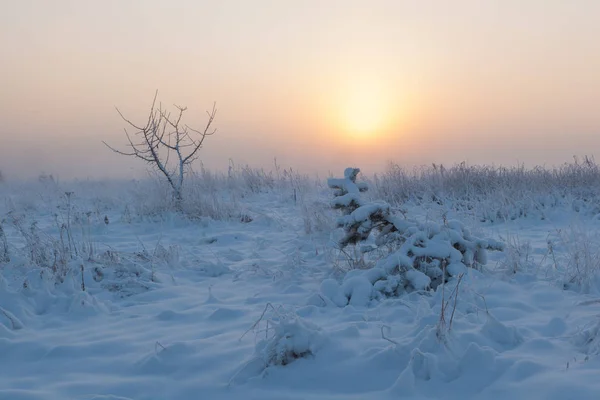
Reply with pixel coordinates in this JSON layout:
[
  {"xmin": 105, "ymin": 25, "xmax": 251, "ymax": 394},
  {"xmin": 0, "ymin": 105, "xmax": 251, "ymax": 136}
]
[
  {"xmin": 335, "ymin": 78, "xmax": 391, "ymax": 139},
  {"xmin": 343, "ymin": 94, "xmax": 385, "ymax": 136}
]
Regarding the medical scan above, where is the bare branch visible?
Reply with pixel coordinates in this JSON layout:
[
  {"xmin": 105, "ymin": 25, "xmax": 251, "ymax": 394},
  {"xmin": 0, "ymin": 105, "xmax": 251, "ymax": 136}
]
[{"xmin": 182, "ymin": 103, "xmax": 217, "ymax": 165}]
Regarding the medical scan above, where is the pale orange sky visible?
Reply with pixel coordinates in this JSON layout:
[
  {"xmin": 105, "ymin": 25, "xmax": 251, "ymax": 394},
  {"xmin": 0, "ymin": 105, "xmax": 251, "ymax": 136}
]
[{"xmin": 1, "ymin": 0, "xmax": 599, "ymax": 179}]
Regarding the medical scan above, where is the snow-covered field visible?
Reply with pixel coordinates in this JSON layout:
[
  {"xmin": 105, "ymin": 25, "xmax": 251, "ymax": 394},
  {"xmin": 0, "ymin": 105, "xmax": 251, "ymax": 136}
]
[{"xmin": 2, "ymin": 163, "xmax": 600, "ymax": 400}]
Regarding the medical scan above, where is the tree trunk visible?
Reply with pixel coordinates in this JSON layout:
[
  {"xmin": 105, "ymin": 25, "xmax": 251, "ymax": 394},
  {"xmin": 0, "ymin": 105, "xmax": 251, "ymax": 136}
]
[{"xmin": 173, "ymin": 188, "xmax": 183, "ymax": 212}]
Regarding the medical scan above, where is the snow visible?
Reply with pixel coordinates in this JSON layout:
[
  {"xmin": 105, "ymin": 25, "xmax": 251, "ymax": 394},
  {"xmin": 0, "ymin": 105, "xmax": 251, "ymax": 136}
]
[
  {"xmin": 2, "ymin": 175, "xmax": 600, "ymax": 399},
  {"xmin": 405, "ymin": 269, "xmax": 431, "ymax": 290}
]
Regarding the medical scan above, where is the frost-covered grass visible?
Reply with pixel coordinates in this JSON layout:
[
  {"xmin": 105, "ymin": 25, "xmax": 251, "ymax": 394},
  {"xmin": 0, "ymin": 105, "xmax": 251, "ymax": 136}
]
[
  {"xmin": 2, "ymin": 162, "xmax": 600, "ymax": 399},
  {"xmin": 0, "ymin": 164, "xmax": 322, "ymax": 222},
  {"xmin": 372, "ymin": 156, "xmax": 600, "ymax": 222}
]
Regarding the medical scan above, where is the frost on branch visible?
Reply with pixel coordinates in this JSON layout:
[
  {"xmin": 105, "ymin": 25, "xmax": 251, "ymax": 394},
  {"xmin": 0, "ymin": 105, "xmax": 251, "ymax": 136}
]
[{"xmin": 323, "ymin": 168, "xmax": 504, "ymax": 306}]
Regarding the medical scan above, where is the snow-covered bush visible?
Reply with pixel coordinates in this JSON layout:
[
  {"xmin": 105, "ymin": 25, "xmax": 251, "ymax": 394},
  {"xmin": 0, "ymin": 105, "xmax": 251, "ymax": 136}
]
[
  {"xmin": 255, "ymin": 316, "xmax": 324, "ymax": 366},
  {"xmin": 233, "ymin": 306, "xmax": 325, "ymax": 384},
  {"xmin": 324, "ymin": 168, "xmax": 504, "ymax": 305},
  {"xmin": 369, "ymin": 219, "xmax": 504, "ymax": 293},
  {"xmin": 327, "ymin": 167, "xmax": 375, "ymax": 247}
]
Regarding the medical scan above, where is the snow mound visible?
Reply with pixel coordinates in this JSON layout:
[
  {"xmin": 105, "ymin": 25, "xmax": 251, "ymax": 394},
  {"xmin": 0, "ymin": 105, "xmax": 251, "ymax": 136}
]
[
  {"xmin": 256, "ymin": 316, "xmax": 325, "ymax": 367},
  {"xmin": 233, "ymin": 310, "xmax": 326, "ymax": 385}
]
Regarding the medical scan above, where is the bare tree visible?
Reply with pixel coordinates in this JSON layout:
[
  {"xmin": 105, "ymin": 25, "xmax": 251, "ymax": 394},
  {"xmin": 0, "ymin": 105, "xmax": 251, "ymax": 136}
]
[{"xmin": 104, "ymin": 91, "xmax": 217, "ymax": 209}]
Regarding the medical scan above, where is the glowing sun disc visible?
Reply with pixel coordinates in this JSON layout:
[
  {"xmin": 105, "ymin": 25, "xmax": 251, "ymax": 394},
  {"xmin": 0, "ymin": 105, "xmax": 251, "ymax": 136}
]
[{"xmin": 337, "ymin": 78, "xmax": 390, "ymax": 138}]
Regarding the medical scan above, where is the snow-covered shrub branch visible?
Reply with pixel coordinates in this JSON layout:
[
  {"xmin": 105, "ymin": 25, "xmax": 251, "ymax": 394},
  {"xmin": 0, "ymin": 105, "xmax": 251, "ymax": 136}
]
[{"xmin": 323, "ymin": 168, "xmax": 504, "ymax": 306}]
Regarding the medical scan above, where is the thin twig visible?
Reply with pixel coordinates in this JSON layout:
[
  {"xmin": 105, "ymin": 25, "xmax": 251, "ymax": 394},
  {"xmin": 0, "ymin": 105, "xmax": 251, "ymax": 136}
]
[
  {"xmin": 240, "ymin": 303, "xmax": 277, "ymax": 341},
  {"xmin": 448, "ymin": 273, "xmax": 464, "ymax": 331},
  {"xmin": 381, "ymin": 325, "xmax": 399, "ymax": 345}
]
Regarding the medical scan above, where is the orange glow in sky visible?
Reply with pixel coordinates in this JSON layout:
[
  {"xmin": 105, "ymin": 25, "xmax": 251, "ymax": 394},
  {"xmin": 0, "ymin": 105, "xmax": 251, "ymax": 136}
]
[{"xmin": 1, "ymin": 1, "xmax": 599, "ymax": 179}]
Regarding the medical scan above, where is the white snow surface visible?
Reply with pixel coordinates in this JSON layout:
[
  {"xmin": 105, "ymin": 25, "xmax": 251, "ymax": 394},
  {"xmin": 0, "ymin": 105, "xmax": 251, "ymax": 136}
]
[{"xmin": 1, "ymin": 181, "xmax": 600, "ymax": 399}]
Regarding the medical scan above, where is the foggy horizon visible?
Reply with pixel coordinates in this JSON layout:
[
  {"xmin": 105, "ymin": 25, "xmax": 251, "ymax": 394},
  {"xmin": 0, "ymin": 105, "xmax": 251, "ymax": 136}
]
[{"xmin": 1, "ymin": 1, "xmax": 599, "ymax": 180}]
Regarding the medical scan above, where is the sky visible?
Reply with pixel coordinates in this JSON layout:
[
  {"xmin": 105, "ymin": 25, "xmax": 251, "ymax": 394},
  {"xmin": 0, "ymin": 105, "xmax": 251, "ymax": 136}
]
[{"xmin": 1, "ymin": 0, "xmax": 599, "ymax": 180}]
